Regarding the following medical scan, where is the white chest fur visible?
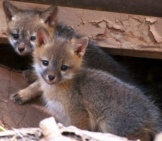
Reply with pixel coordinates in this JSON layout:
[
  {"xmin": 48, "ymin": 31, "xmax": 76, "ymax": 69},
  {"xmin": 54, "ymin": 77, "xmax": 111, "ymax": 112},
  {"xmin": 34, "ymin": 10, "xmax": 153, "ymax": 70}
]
[{"xmin": 40, "ymin": 79, "xmax": 71, "ymax": 126}]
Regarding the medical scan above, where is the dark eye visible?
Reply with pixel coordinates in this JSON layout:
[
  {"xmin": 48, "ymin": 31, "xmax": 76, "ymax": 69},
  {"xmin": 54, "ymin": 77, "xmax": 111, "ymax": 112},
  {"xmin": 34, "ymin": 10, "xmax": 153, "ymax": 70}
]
[
  {"xmin": 61, "ymin": 65, "xmax": 68, "ymax": 71},
  {"xmin": 12, "ymin": 34, "xmax": 19, "ymax": 40},
  {"xmin": 30, "ymin": 36, "xmax": 36, "ymax": 41},
  {"xmin": 42, "ymin": 60, "xmax": 49, "ymax": 66}
]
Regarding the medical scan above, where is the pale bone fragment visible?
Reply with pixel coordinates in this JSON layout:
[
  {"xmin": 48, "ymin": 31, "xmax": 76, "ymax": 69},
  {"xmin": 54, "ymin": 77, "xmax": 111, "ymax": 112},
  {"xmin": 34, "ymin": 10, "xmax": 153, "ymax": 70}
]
[
  {"xmin": 39, "ymin": 117, "xmax": 61, "ymax": 139},
  {"xmin": 155, "ymin": 132, "xmax": 162, "ymax": 141},
  {"xmin": 39, "ymin": 117, "xmax": 72, "ymax": 141}
]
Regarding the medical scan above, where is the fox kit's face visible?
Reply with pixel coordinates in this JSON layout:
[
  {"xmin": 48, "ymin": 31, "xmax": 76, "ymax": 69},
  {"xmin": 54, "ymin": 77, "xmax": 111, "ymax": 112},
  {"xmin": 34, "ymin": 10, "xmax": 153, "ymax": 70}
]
[
  {"xmin": 33, "ymin": 28, "xmax": 88, "ymax": 85},
  {"xmin": 7, "ymin": 12, "xmax": 42, "ymax": 55},
  {"xmin": 3, "ymin": 0, "xmax": 57, "ymax": 56}
]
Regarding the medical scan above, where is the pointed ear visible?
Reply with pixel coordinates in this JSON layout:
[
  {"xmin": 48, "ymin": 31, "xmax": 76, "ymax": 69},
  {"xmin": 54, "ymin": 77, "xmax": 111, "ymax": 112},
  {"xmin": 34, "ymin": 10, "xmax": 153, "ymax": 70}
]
[
  {"xmin": 40, "ymin": 6, "xmax": 58, "ymax": 27},
  {"xmin": 36, "ymin": 27, "xmax": 51, "ymax": 47},
  {"xmin": 73, "ymin": 37, "xmax": 89, "ymax": 57},
  {"xmin": 3, "ymin": 0, "xmax": 19, "ymax": 22}
]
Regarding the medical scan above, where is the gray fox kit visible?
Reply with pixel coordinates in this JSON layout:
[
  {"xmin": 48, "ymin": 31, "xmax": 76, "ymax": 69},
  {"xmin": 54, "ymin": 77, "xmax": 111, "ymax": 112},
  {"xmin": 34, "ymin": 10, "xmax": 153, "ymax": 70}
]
[
  {"xmin": 3, "ymin": 0, "xmax": 57, "ymax": 83},
  {"xmin": 3, "ymin": 0, "xmax": 137, "ymax": 104},
  {"xmin": 32, "ymin": 26, "xmax": 161, "ymax": 141},
  {"xmin": 3, "ymin": 0, "xmax": 57, "ymax": 56}
]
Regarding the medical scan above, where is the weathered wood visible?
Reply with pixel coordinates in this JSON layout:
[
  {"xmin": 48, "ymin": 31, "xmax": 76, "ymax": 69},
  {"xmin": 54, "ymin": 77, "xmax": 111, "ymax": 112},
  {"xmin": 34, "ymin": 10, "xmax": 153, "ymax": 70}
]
[
  {"xmin": 1, "ymin": 1, "xmax": 162, "ymax": 59},
  {"xmin": 12, "ymin": 0, "xmax": 162, "ymax": 17}
]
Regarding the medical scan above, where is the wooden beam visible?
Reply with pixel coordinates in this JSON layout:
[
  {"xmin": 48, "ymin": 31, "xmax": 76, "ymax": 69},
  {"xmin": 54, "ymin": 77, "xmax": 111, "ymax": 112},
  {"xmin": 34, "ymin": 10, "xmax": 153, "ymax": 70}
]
[
  {"xmin": 1, "ymin": 1, "xmax": 162, "ymax": 59},
  {"xmin": 12, "ymin": 0, "xmax": 162, "ymax": 17}
]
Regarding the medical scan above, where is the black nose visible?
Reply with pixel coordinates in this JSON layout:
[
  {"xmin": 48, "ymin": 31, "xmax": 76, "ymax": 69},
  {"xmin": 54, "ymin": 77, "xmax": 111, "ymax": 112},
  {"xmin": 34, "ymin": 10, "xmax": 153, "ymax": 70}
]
[
  {"xmin": 18, "ymin": 47, "xmax": 25, "ymax": 52},
  {"xmin": 48, "ymin": 75, "xmax": 55, "ymax": 81}
]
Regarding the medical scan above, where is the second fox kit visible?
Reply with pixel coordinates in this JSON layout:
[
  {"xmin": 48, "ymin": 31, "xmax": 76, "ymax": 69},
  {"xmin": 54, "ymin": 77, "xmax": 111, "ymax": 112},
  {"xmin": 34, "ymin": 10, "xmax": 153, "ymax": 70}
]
[{"xmin": 32, "ymin": 27, "xmax": 161, "ymax": 141}]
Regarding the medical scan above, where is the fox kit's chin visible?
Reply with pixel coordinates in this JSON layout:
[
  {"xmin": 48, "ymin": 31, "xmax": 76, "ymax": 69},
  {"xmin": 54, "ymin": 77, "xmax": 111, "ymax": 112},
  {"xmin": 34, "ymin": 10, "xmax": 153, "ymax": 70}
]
[
  {"xmin": 43, "ymin": 76, "xmax": 64, "ymax": 85},
  {"xmin": 8, "ymin": 37, "xmax": 34, "ymax": 55},
  {"xmin": 15, "ymin": 47, "xmax": 33, "ymax": 56},
  {"xmin": 43, "ymin": 79, "xmax": 56, "ymax": 85}
]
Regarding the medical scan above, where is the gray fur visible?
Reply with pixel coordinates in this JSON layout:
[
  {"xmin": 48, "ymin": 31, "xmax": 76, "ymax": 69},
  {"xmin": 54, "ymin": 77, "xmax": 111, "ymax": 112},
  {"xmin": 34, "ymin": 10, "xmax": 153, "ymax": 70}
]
[{"xmin": 33, "ymin": 28, "xmax": 162, "ymax": 141}]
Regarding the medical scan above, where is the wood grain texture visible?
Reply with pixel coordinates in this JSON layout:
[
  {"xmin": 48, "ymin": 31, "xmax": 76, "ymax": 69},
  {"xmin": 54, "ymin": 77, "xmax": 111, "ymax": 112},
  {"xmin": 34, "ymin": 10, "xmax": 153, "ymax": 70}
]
[{"xmin": 0, "ymin": 65, "xmax": 50, "ymax": 129}]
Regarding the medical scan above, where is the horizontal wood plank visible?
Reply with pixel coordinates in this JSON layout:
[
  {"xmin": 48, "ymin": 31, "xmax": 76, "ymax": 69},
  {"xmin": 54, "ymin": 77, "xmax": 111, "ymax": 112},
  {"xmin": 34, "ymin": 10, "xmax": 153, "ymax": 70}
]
[
  {"xmin": 12, "ymin": 0, "xmax": 162, "ymax": 17},
  {"xmin": 1, "ymin": 1, "xmax": 162, "ymax": 59}
]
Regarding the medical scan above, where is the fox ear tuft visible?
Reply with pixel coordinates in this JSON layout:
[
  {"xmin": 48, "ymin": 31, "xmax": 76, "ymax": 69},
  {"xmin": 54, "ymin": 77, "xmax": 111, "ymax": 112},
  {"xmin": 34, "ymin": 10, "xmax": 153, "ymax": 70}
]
[
  {"xmin": 3, "ymin": 0, "xmax": 19, "ymax": 21},
  {"xmin": 73, "ymin": 37, "xmax": 89, "ymax": 57},
  {"xmin": 36, "ymin": 27, "xmax": 51, "ymax": 47},
  {"xmin": 40, "ymin": 6, "xmax": 58, "ymax": 27}
]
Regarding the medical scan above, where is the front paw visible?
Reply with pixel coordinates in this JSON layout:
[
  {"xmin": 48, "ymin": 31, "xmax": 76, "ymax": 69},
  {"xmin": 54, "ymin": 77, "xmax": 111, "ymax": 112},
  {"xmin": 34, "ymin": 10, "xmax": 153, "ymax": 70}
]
[
  {"xmin": 22, "ymin": 69, "xmax": 37, "ymax": 83},
  {"xmin": 10, "ymin": 90, "xmax": 30, "ymax": 105}
]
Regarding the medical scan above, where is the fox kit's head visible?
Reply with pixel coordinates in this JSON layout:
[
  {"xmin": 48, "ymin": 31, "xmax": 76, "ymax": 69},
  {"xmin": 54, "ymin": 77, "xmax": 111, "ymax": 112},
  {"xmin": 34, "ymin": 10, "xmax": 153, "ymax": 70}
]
[
  {"xmin": 33, "ymin": 27, "xmax": 88, "ymax": 85},
  {"xmin": 3, "ymin": 0, "xmax": 57, "ymax": 56}
]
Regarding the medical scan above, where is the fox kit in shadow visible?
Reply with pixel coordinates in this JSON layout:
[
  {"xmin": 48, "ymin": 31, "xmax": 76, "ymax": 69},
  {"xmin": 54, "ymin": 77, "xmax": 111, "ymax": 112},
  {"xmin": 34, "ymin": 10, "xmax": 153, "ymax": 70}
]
[
  {"xmin": 3, "ymin": 0, "xmax": 58, "ymax": 84},
  {"xmin": 3, "ymin": 0, "xmax": 57, "ymax": 56},
  {"xmin": 3, "ymin": 0, "xmax": 137, "ymax": 104},
  {"xmin": 32, "ymin": 27, "xmax": 161, "ymax": 141}
]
